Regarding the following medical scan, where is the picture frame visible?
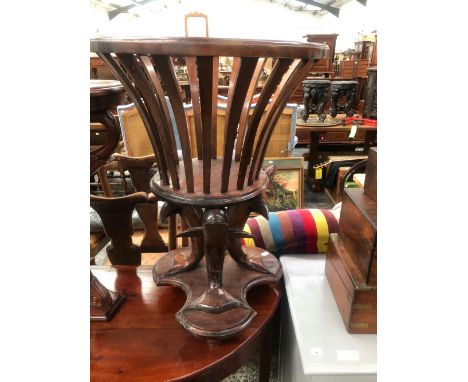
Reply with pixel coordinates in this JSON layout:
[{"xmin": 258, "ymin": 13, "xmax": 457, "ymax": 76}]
[{"xmin": 261, "ymin": 157, "xmax": 304, "ymax": 212}]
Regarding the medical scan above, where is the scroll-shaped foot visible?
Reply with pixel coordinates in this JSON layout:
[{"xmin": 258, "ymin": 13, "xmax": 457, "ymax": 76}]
[
  {"xmin": 162, "ymin": 248, "xmax": 203, "ymax": 276},
  {"xmin": 159, "ymin": 201, "xmax": 204, "ymax": 276},
  {"xmin": 227, "ymin": 240, "xmax": 271, "ymax": 274},
  {"xmin": 185, "ymin": 286, "xmax": 248, "ymax": 314},
  {"xmin": 154, "ymin": 253, "xmax": 281, "ymax": 339}
]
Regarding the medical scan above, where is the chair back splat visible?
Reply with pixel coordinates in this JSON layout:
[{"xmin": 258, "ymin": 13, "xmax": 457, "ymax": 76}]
[{"xmin": 91, "ymin": 37, "xmax": 328, "ymax": 339}]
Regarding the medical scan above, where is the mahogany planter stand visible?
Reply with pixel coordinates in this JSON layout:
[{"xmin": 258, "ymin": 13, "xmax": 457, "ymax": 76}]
[{"xmin": 91, "ymin": 36, "xmax": 328, "ymax": 339}]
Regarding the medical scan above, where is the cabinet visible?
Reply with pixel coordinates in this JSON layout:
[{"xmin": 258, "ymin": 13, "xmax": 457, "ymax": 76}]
[
  {"xmin": 363, "ymin": 67, "xmax": 377, "ymax": 119},
  {"xmin": 303, "ymin": 34, "xmax": 338, "ymax": 75}
]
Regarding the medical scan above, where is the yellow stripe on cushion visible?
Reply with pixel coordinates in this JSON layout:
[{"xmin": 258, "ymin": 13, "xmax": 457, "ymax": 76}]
[
  {"xmin": 242, "ymin": 224, "xmax": 256, "ymax": 247},
  {"xmin": 309, "ymin": 209, "xmax": 329, "ymax": 253}
]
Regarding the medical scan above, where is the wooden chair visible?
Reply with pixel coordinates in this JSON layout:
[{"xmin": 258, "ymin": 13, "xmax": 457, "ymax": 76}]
[
  {"xmin": 185, "ymin": 101, "xmax": 298, "ymax": 158},
  {"xmin": 91, "ymin": 37, "xmax": 327, "ymax": 338}
]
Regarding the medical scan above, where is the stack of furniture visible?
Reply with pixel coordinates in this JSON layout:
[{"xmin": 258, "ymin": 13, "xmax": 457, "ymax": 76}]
[
  {"xmin": 325, "ymin": 147, "xmax": 377, "ymax": 333},
  {"xmin": 363, "ymin": 67, "xmax": 377, "ymax": 119},
  {"xmin": 303, "ymin": 34, "xmax": 338, "ymax": 77}
]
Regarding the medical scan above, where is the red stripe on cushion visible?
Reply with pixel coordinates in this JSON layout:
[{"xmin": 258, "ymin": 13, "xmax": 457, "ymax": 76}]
[{"xmin": 299, "ymin": 209, "xmax": 318, "ymax": 254}]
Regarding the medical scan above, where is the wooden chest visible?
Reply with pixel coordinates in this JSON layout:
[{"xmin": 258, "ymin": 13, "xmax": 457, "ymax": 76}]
[
  {"xmin": 325, "ymin": 147, "xmax": 377, "ymax": 333},
  {"xmin": 325, "ymin": 234, "xmax": 377, "ymax": 333},
  {"xmin": 339, "ymin": 188, "xmax": 377, "ymax": 284}
]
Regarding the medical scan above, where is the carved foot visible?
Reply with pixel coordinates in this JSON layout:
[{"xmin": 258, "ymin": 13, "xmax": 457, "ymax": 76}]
[
  {"xmin": 161, "ymin": 248, "xmax": 202, "ymax": 276},
  {"xmin": 153, "ymin": 252, "xmax": 281, "ymax": 339},
  {"xmin": 227, "ymin": 242, "xmax": 271, "ymax": 274},
  {"xmin": 186, "ymin": 286, "xmax": 248, "ymax": 314}
]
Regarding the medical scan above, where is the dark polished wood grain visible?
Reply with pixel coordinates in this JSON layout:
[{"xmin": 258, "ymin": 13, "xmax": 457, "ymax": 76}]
[
  {"xmin": 325, "ymin": 148, "xmax": 377, "ymax": 333},
  {"xmin": 91, "ymin": 266, "xmax": 280, "ymax": 382},
  {"xmin": 92, "ymin": 37, "xmax": 327, "ymax": 338},
  {"xmin": 90, "ymin": 37, "xmax": 328, "ymax": 59},
  {"xmin": 90, "ymin": 79, "xmax": 126, "ymax": 175},
  {"xmin": 112, "ymin": 154, "xmax": 168, "ymax": 252}
]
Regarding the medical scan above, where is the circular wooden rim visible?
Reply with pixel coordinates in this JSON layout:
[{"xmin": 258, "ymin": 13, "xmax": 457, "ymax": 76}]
[
  {"xmin": 90, "ymin": 79, "xmax": 124, "ymax": 97},
  {"xmin": 90, "ymin": 37, "xmax": 329, "ymax": 59}
]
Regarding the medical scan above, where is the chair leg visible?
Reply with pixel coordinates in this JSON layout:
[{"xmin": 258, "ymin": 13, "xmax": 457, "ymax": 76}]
[
  {"xmin": 97, "ymin": 168, "xmax": 113, "ymax": 197},
  {"xmin": 116, "ymin": 161, "xmax": 128, "ymax": 195},
  {"xmin": 168, "ymin": 215, "xmax": 177, "ymax": 250}
]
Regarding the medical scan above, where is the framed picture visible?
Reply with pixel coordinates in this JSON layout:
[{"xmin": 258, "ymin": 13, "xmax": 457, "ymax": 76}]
[{"xmin": 261, "ymin": 157, "xmax": 304, "ymax": 212}]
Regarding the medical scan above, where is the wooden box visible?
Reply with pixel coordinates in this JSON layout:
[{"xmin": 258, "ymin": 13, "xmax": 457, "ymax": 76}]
[
  {"xmin": 339, "ymin": 188, "xmax": 377, "ymax": 284},
  {"xmin": 325, "ymin": 233, "xmax": 377, "ymax": 333}
]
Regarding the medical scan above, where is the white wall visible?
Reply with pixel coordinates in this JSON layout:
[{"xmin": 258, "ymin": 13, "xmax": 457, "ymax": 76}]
[{"xmin": 91, "ymin": 0, "xmax": 377, "ymax": 52}]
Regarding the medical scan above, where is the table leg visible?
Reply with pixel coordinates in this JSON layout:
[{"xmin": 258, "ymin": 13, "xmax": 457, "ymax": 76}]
[
  {"xmin": 307, "ymin": 131, "xmax": 320, "ymax": 179},
  {"xmin": 258, "ymin": 320, "xmax": 273, "ymax": 382},
  {"xmin": 168, "ymin": 215, "xmax": 177, "ymax": 250},
  {"xmin": 364, "ymin": 130, "xmax": 377, "ymax": 153},
  {"xmin": 97, "ymin": 167, "xmax": 113, "ymax": 197}
]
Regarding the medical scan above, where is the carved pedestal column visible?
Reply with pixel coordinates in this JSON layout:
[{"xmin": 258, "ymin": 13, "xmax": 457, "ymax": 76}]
[
  {"xmin": 329, "ymin": 80, "xmax": 359, "ymax": 118},
  {"xmin": 153, "ymin": 169, "xmax": 282, "ymax": 339}
]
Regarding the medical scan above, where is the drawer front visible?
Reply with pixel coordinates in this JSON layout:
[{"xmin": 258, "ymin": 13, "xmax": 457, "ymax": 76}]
[{"xmin": 319, "ymin": 131, "xmax": 366, "ymax": 143}]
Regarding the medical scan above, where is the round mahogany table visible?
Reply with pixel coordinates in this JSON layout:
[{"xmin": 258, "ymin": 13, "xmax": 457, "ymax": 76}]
[
  {"xmin": 90, "ymin": 265, "xmax": 280, "ymax": 382},
  {"xmin": 90, "ymin": 79, "xmax": 126, "ymax": 175}
]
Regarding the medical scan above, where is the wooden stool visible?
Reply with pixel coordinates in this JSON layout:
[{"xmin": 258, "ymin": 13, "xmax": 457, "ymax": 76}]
[
  {"xmin": 91, "ymin": 37, "xmax": 328, "ymax": 339},
  {"xmin": 302, "ymin": 79, "xmax": 331, "ymax": 122},
  {"xmin": 329, "ymin": 80, "xmax": 358, "ymax": 118}
]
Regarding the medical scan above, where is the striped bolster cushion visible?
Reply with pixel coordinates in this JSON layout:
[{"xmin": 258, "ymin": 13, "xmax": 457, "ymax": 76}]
[{"xmin": 241, "ymin": 209, "xmax": 339, "ymax": 256}]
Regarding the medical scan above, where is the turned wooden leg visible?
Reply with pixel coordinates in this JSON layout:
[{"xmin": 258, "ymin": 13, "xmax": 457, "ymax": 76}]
[
  {"xmin": 344, "ymin": 86, "xmax": 357, "ymax": 117},
  {"xmin": 317, "ymin": 87, "xmax": 329, "ymax": 121},
  {"xmin": 168, "ymin": 215, "xmax": 177, "ymax": 250},
  {"xmin": 258, "ymin": 320, "xmax": 274, "ymax": 382},
  {"xmin": 302, "ymin": 84, "xmax": 311, "ymax": 122},
  {"xmin": 329, "ymin": 86, "xmax": 340, "ymax": 118},
  {"xmin": 97, "ymin": 167, "xmax": 113, "ymax": 197},
  {"xmin": 91, "ymin": 192, "xmax": 149, "ymax": 265}
]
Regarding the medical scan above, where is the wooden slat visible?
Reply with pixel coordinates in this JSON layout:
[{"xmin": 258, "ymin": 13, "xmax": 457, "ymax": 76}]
[
  {"xmin": 117, "ymin": 53, "xmax": 180, "ymax": 189},
  {"xmin": 236, "ymin": 58, "xmax": 293, "ymax": 190},
  {"xmin": 151, "ymin": 55, "xmax": 195, "ymax": 193},
  {"xmin": 211, "ymin": 56, "xmax": 219, "ymax": 158},
  {"xmin": 186, "ymin": 57, "xmax": 203, "ymax": 159},
  {"xmin": 220, "ymin": 57, "xmax": 258, "ymax": 193},
  {"xmin": 196, "ymin": 56, "xmax": 215, "ymax": 194},
  {"xmin": 139, "ymin": 56, "xmax": 179, "ymax": 165},
  {"xmin": 250, "ymin": 58, "xmax": 316, "ymax": 183},
  {"xmin": 234, "ymin": 58, "xmax": 265, "ymax": 161},
  {"xmin": 97, "ymin": 52, "xmax": 169, "ymax": 185}
]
